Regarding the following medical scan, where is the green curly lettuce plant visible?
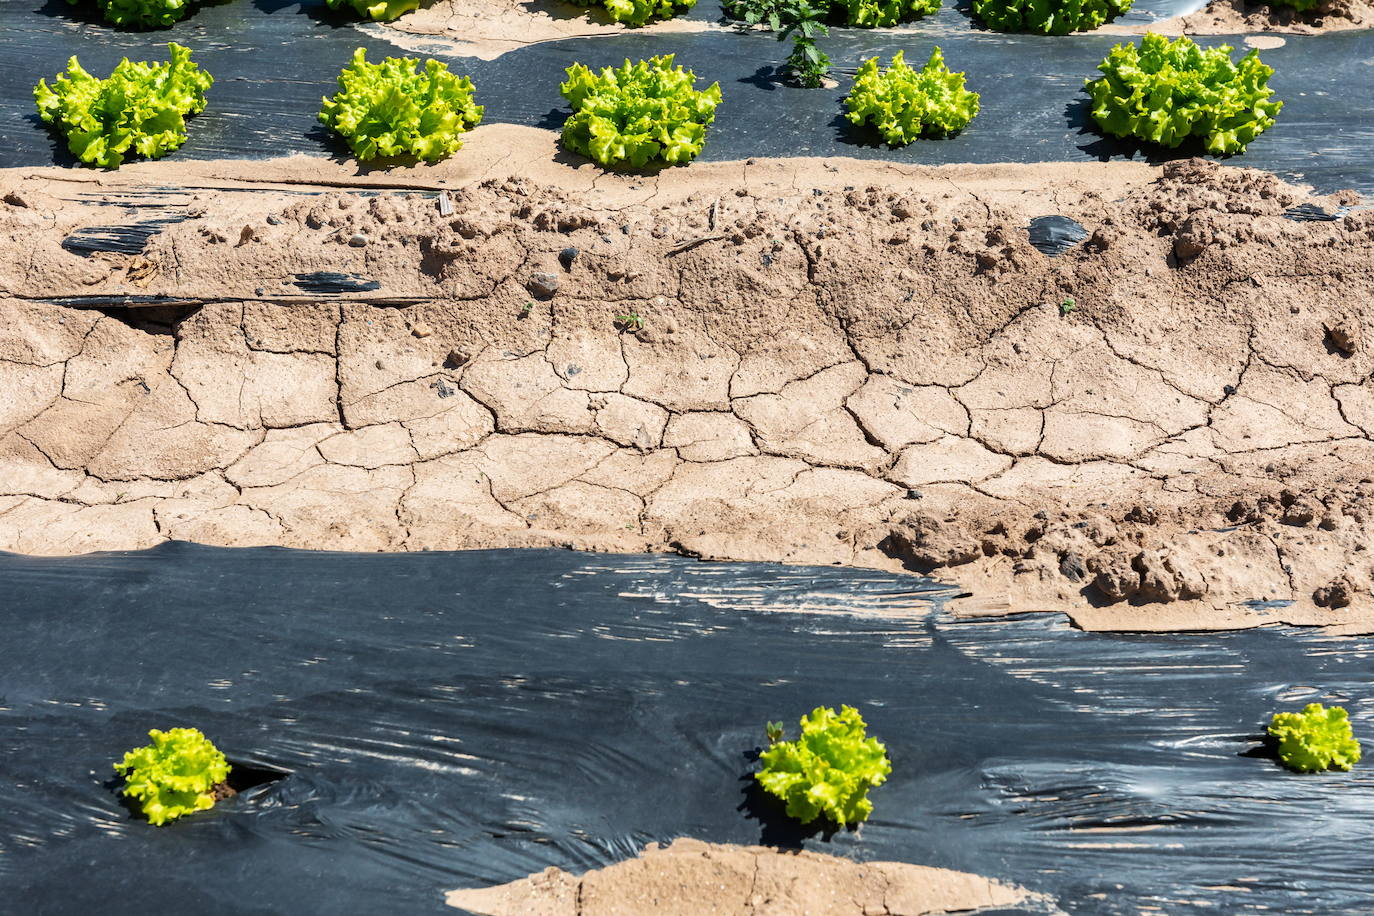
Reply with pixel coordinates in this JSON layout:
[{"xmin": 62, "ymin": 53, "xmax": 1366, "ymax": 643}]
[
  {"xmin": 81, "ymin": 0, "xmax": 193, "ymax": 28},
  {"xmin": 324, "ymin": 0, "xmax": 419, "ymax": 21},
  {"xmin": 727, "ymin": 0, "xmax": 938, "ymax": 27},
  {"xmin": 832, "ymin": 0, "xmax": 939, "ymax": 25},
  {"xmin": 1268, "ymin": 703, "xmax": 1361, "ymax": 773},
  {"xmin": 114, "ymin": 728, "xmax": 231, "ymax": 826},
  {"xmin": 560, "ymin": 56, "xmax": 722, "ymax": 169},
  {"xmin": 567, "ymin": 0, "xmax": 696, "ymax": 26},
  {"xmin": 1085, "ymin": 34, "xmax": 1283, "ymax": 156},
  {"xmin": 844, "ymin": 48, "xmax": 979, "ymax": 147},
  {"xmin": 34, "ymin": 43, "xmax": 213, "ymax": 170},
  {"xmin": 971, "ymin": 0, "xmax": 1131, "ymax": 33},
  {"xmin": 755, "ymin": 705, "xmax": 891, "ymax": 825},
  {"xmin": 319, "ymin": 49, "xmax": 483, "ymax": 163}
]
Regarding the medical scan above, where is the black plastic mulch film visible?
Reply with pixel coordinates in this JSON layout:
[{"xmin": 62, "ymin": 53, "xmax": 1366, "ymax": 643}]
[
  {"xmin": 1, "ymin": 0, "xmax": 1373, "ymax": 193},
  {"xmin": 1, "ymin": 544, "xmax": 1372, "ymax": 915}
]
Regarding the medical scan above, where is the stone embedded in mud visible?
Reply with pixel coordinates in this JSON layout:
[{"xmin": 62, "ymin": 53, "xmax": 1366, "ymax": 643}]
[
  {"xmin": 526, "ymin": 271, "xmax": 560, "ymax": 299},
  {"xmin": 885, "ymin": 516, "xmax": 981, "ymax": 571},
  {"xmin": 1325, "ymin": 321, "xmax": 1359, "ymax": 357},
  {"xmin": 1315, "ymin": 577, "xmax": 1354, "ymax": 609},
  {"xmin": 558, "ymin": 247, "xmax": 578, "ymax": 269},
  {"xmin": 1059, "ymin": 552, "xmax": 1088, "ymax": 583},
  {"xmin": 1091, "ymin": 550, "xmax": 1207, "ymax": 604}
]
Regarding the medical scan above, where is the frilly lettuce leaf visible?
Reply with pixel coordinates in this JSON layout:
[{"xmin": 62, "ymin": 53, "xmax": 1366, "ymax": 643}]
[
  {"xmin": 844, "ymin": 47, "xmax": 979, "ymax": 148},
  {"xmin": 756, "ymin": 705, "xmax": 891, "ymax": 825},
  {"xmin": 114, "ymin": 727, "xmax": 231, "ymax": 826},
  {"xmin": 833, "ymin": 0, "xmax": 940, "ymax": 26},
  {"xmin": 1085, "ymin": 34, "xmax": 1282, "ymax": 156},
  {"xmin": 324, "ymin": 0, "xmax": 420, "ymax": 20},
  {"xmin": 560, "ymin": 55, "xmax": 722, "ymax": 169},
  {"xmin": 1268, "ymin": 703, "xmax": 1361, "ymax": 773},
  {"xmin": 79, "ymin": 0, "xmax": 193, "ymax": 28},
  {"xmin": 319, "ymin": 48, "xmax": 484, "ymax": 163},
  {"xmin": 34, "ymin": 42, "xmax": 212, "ymax": 170},
  {"xmin": 971, "ymin": 0, "xmax": 1132, "ymax": 33},
  {"xmin": 567, "ymin": 0, "xmax": 696, "ymax": 26}
]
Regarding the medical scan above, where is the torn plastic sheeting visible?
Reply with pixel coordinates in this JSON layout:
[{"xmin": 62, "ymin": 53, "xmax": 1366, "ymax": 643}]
[
  {"xmin": 1026, "ymin": 215, "xmax": 1088, "ymax": 256},
  {"xmin": 1, "ymin": 544, "xmax": 1373, "ymax": 915},
  {"xmin": 293, "ymin": 271, "xmax": 382, "ymax": 294}
]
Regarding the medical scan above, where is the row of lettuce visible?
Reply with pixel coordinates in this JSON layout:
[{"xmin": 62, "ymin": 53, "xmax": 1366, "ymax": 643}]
[
  {"xmin": 81, "ymin": 0, "xmax": 1321, "ymax": 34},
  {"xmin": 35, "ymin": 36, "xmax": 1282, "ymax": 171},
  {"xmin": 120, "ymin": 702, "xmax": 1358, "ymax": 828}
]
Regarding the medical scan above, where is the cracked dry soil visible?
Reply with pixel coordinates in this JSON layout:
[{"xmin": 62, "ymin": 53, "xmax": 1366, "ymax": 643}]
[{"xmin": 3, "ymin": 144, "xmax": 1374, "ymax": 634}]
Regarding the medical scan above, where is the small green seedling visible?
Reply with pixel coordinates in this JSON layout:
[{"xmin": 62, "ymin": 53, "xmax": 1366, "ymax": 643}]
[
  {"xmin": 114, "ymin": 727, "xmax": 230, "ymax": 826},
  {"xmin": 519, "ymin": 301, "xmax": 533, "ymax": 319},
  {"xmin": 1059, "ymin": 297, "xmax": 1076, "ymax": 316},
  {"xmin": 756, "ymin": 705, "xmax": 891, "ymax": 825},
  {"xmin": 1268, "ymin": 703, "xmax": 1361, "ymax": 773},
  {"xmin": 614, "ymin": 312, "xmax": 646, "ymax": 332}
]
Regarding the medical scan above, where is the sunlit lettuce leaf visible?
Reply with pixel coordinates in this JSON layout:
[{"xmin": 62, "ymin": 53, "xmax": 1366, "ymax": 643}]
[
  {"xmin": 79, "ymin": 0, "xmax": 193, "ymax": 28},
  {"xmin": 832, "ymin": 0, "xmax": 940, "ymax": 26},
  {"xmin": 34, "ymin": 43, "xmax": 212, "ymax": 170},
  {"xmin": 319, "ymin": 48, "xmax": 484, "ymax": 163},
  {"xmin": 114, "ymin": 728, "xmax": 231, "ymax": 826},
  {"xmin": 560, "ymin": 55, "xmax": 722, "ymax": 169},
  {"xmin": 1085, "ymin": 34, "xmax": 1282, "ymax": 156},
  {"xmin": 971, "ymin": 0, "xmax": 1132, "ymax": 34},
  {"xmin": 756, "ymin": 705, "xmax": 891, "ymax": 826},
  {"xmin": 567, "ymin": 0, "xmax": 696, "ymax": 26},
  {"xmin": 324, "ymin": 0, "xmax": 420, "ymax": 21},
  {"xmin": 844, "ymin": 47, "xmax": 979, "ymax": 148},
  {"xmin": 1268, "ymin": 703, "xmax": 1361, "ymax": 773}
]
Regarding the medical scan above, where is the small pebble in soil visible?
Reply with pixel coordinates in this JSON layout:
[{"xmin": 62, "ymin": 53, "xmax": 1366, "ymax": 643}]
[
  {"xmin": 527, "ymin": 272, "xmax": 560, "ymax": 299},
  {"xmin": 559, "ymin": 247, "xmax": 579, "ymax": 269},
  {"xmin": 348, "ymin": 233, "xmax": 368, "ymax": 248},
  {"xmin": 411, "ymin": 323, "xmax": 432, "ymax": 338}
]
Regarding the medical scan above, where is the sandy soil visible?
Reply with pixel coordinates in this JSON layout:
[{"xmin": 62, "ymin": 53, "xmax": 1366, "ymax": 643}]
[
  {"xmin": 444, "ymin": 838, "xmax": 1040, "ymax": 914},
  {"xmin": 1105, "ymin": 0, "xmax": 1374, "ymax": 35},
  {"xmin": 3, "ymin": 125, "xmax": 1374, "ymax": 634},
  {"xmin": 380, "ymin": 0, "xmax": 716, "ymax": 61}
]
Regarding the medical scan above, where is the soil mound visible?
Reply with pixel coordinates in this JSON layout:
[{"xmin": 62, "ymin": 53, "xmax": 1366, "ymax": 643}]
[
  {"xmin": 2, "ymin": 136, "xmax": 1372, "ymax": 632},
  {"xmin": 1172, "ymin": 0, "xmax": 1374, "ymax": 34},
  {"xmin": 444, "ymin": 838, "xmax": 1034, "ymax": 914},
  {"xmin": 382, "ymin": 0, "xmax": 714, "ymax": 61}
]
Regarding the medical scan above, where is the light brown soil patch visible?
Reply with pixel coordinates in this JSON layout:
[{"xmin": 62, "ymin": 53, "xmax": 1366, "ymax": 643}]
[
  {"xmin": 443, "ymin": 838, "xmax": 1036, "ymax": 914},
  {"xmin": 1106, "ymin": 0, "xmax": 1374, "ymax": 35},
  {"xmin": 379, "ymin": 0, "xmax": 714, "ymax": 61},
  {"xmin": 3, "ymin": 125, "xmax": 1374, "ymax": 634}
]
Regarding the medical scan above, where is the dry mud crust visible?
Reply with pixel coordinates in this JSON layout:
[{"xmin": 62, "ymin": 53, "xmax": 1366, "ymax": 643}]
[
  {"xmin": 381, "ymin": 0, "xmax": 714, "ymax": 60},
  {"xmin": 1158, "ymin": 0, "xmax": 1374, "ymax": 34},
  {"xmin": 444, "ymin": 838, "xmax": 1036, "ymax": 914},
  {"xmin": 3, "ymin": 135, "xmax": 1374, "ymax": 633}
]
